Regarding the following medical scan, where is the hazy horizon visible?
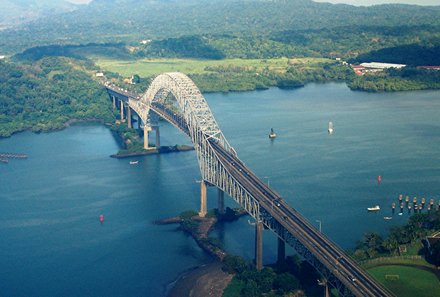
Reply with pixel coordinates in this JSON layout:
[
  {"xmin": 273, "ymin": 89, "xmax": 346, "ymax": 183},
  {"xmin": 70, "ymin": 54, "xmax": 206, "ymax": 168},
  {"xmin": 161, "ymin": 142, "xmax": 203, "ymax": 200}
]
[
  {"xmin": 66, "ymin": 0, "xmax": 440, "ymax": 5},
  {"xmin": 313, "ymin": 0, "xmax": 439, "ymax": 6},
  {"xmin": 68, "ymin": 0, "xmax": 92, "ymax": 4}
]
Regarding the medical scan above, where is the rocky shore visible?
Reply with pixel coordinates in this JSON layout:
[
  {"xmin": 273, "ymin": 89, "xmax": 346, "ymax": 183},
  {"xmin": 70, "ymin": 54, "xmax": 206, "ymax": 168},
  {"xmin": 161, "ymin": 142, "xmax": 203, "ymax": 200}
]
[
  {"xmin": 155, "ymin": 209, "xmax": 247, "ymax": 297},
  {"xmin": 167, "ymin": 262, "xmax": 233, "ymax": 297}
]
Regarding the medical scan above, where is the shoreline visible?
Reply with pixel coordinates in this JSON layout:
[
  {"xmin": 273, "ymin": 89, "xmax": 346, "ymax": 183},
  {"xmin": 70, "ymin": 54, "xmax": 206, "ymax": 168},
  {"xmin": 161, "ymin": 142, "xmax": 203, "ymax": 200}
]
[
  {"xmin": 2, "ymin": 84, "xmax": 439, "ymax": 139},
  {"xmin": 156, "ymin": 209, "xmax": 247, "ymax": 297},
  {"xmin": 0, "ymin": 118, "xmax": 108, "ymax": 139},
  {"xmin": 166, "ymin": 261, "xmax": 233, "ymax": 297}
]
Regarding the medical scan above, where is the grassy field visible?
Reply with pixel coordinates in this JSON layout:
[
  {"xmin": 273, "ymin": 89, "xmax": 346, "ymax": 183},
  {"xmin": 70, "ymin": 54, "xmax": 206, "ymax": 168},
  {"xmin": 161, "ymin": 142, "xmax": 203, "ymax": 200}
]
[
  {"xmin": 94, "ymin": 57, "xmax": 333, "ymax": 78},
  {"xmin": 368, "ymin": 265, "xmax": 440, "ymax": 297}
]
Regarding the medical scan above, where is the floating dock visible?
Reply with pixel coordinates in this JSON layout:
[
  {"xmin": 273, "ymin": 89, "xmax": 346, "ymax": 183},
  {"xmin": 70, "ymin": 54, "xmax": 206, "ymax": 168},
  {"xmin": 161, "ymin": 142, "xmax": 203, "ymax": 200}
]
[{"xmin": 0, "ymin": 153, "xmax": 28, "ymax": 159}]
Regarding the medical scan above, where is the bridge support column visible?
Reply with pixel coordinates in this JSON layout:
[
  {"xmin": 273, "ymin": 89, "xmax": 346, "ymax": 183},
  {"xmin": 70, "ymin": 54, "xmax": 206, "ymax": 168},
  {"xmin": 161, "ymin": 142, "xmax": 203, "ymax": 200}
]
[
  {"xmin": 217, "ymin": 189, "xmax": 225, "ymax": 215},
  {"xmin": 120, "ymin": 100, "xmax": 125, "ymax": 121},
  {"xmin": 155, "ymin": 126, "xmax": 160, "ymax": 148},
  {"xmin": 277, "ymin": 237, "xmax": 285, "ymax": 265},
  {"xmin": 112, "ymin": 96, "xmax": 116, "ymax": 109},
  {"xmin": 255, "ymin": 221, "xmax": 263, "ymax": 271},
  {"xmin": 127, "ymin": 106, "xmax": 132, "ymax": 129},
  {"xmin": 199, "ymin": 181, "xmax": 208, "ymax": 218},
  {"xmin": 143, "ymin": 125, "xmax": 151, "ymax": 149}
]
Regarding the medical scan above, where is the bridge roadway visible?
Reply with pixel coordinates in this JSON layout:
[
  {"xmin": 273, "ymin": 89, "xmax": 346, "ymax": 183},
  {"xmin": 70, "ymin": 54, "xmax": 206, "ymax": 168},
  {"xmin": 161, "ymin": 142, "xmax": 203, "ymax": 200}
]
[
  {"xmin": 106, "ymin": 84, "xmax": 393, "ymax": 297},
  {"xmin": 104, "ymin": 82, "xmax": 140, "ymax": 100},
  {"xmin": 149, "ymin": 102, "xmax": 392, "ymax": 297}
]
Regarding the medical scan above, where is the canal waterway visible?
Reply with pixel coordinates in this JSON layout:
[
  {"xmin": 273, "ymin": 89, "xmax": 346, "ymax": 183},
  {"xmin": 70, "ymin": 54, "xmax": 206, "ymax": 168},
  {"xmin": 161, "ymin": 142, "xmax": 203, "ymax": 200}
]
[{"xmin": 1, "ymin": 83, "xmax": 440, "ymax": 296}]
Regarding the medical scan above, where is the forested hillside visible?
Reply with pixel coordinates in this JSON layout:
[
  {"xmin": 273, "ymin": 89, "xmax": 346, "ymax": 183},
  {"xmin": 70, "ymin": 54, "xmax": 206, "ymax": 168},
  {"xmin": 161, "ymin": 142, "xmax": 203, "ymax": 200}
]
[
  {"xmin": 13, "ymin": 26, "xmax": 440, "ymax": 63},
  {"xmin": 352, "ymin": 45, "xmax": 440, "ymax": 65},
  {"xmin": 0, "ymin": 58, "xmax": 113, "ymax": 137},
  {"xmin": 1, "ymin": 0, "xmax": 440, "ymax": 54}
]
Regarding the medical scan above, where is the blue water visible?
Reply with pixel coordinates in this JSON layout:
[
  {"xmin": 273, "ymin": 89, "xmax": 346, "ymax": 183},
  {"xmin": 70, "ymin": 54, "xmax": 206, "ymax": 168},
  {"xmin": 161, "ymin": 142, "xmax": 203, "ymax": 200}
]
[{"xmin": 1, "ymin": 83, "xmax": 440, "ymax": 296}]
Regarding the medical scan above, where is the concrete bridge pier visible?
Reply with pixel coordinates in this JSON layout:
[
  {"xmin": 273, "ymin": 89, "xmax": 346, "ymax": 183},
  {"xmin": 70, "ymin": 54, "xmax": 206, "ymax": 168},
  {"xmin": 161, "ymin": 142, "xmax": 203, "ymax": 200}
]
[
  {"xmin": 143, "ymin": 125, "xmax": 152, "ymax": 149},
  {"xmin": 120, "ymin": 100, "xmax": 125, "ymax": 121},
  {"xmin": 112, "ymin": 96, "xmax": 116, "ymax": 109},
  {"xmin": 154, "ymin": 126, "xmax": 160, "ymax": 148},
  {"xmin": 277, "ymin": 237, "xmax": 285, "ymax": 265},
  {"xmin": 199, "ymin": 180, "xmax": 208, "ymax": 217},
  {"xmin": 127, "ymin": 106, "xmax": 132, "ymax": 128},
  {"xmin": 255, "ymin": 221, "xmax": 263, "ymax": 271},
  {"xmin": 217, "ymin": 189, "xmax": 225, "ymax": 214}
]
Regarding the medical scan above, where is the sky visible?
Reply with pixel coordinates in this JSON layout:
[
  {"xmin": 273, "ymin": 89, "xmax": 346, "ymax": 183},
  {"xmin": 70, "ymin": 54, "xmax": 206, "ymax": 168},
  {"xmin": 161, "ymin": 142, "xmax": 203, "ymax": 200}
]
[
  {"xmin": 66, "ymin": 0, "xmax": 440, "ymax": 6},
  {"xmin": 313, "ymin": 0, "xmax": 440, "ymax": 5},
  {"xmin": 68, "ymin": 0, "xmax": 92, "ymax": 4},
  {"xmin": 67, "ymin": 0, "xmax": 440, "ymax": 5}
]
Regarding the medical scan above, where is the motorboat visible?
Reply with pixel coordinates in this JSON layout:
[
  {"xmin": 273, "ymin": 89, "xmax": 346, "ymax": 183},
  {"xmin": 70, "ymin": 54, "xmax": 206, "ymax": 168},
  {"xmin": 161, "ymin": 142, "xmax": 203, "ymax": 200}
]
[
  {"xmin": 367, "ymin": 205, "xmax": 380, "ymax": 212},
  {"xmin": 328, "ymin": 121, "xmax": 334, "ymax": 134},
  {"xmin": 383, "ymin": 216, "xmax": 392, "ymax": 220},
  {"xmin": 129, "ymin": 160, "xmax": 139, "ymax": 165},
  {"xmin": 269, "ymin": 128, "xmax": 277, "ymax": 139}
]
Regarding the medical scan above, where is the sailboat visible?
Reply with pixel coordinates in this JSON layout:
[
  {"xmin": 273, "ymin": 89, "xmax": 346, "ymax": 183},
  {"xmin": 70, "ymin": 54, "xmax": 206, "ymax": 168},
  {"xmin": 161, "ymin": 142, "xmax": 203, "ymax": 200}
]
[
  {"xmin": 328, "ymin": 121, "xmax": 334, "ymax": 134},
  {"xmin": 269, "ymin": 128, "xmax": 277, "ymax": 139}
]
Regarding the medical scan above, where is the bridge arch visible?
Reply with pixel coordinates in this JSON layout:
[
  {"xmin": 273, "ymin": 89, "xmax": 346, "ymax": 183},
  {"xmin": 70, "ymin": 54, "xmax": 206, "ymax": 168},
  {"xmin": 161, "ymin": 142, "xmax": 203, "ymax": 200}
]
[{"xmin": 129, "ymin": 72, "xmax": 233, "ymax": 154}]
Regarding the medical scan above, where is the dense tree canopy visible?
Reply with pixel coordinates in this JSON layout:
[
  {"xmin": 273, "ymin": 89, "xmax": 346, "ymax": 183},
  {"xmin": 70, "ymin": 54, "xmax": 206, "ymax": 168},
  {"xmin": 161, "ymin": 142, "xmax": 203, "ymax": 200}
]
[
  {"xmin": 352, "ymin": 211, "xmax": 440, "ymax": 261},
  {"xmin": 1, "ymin": 0, "xmax": 440, "ymax": 55},
  {"xmin": 0, "ymin": 57, "xmax": 114, "ymax": 137}
]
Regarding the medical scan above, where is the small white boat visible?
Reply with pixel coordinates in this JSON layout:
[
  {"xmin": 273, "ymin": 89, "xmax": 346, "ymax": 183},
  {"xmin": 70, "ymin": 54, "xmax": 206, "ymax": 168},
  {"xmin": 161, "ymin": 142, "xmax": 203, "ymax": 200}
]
[
  {"xmin": 367, "ymin": 205, "xmax": 380, "ymax": 212},
  {"xmin": 269, "ymin": 128, "xmax": 277, "ymax": 139},
  {"xmin": 383, "ymin": 216, "xmax": 392, "ymax": 220},
  {"xmin": 328, "ymin": 121, "xmax": 334, "ymax": 134},
  {"xmin": 129, "ymin": 160, "xmax": 139, "ymax": 165}
]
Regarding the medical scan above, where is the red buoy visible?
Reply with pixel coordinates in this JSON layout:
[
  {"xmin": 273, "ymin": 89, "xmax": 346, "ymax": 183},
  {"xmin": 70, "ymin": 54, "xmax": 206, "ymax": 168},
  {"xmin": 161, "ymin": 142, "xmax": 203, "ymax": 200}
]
[
  {"xmin": 377, "ymin": 175, "xmax": 381, "ymax": 185},
  {"xmin": 99, "ymin": 214, "xmax": 104, "ymax": 223}
]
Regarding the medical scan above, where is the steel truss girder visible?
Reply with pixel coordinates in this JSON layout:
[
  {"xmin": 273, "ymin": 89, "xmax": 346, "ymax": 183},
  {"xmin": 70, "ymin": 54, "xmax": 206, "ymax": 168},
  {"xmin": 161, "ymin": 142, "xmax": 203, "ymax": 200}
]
[
  {"xmin": 156, "ymin": 103, "xmax": 349, "ymax": 296},
  {"xmin": 148, "ymin": 104, "xmax": 356, "ymax": 297},
  {"xmin": 260, "ymin": 211, "xmax": 355, "ymax": 297},
  {"xmin": 104, "ymin": 73, "xmax": 390, "ymax": 297},
  {"xmin": 106, "ymin": 79, "xmax": 349, "ymax": 295},
  {"xmin": 149, "ymin": 103, "xmax": 262, "ymax": 221}
]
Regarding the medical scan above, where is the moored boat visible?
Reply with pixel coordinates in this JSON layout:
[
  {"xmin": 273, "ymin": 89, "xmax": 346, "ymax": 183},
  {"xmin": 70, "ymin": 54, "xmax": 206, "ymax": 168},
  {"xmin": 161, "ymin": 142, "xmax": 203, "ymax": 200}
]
[
  {"xmin": 269, "ymin": 128, "xmax": 277, "ymax": 139},
  {"xmin": 367, "ymin": 205, "xmax": 380, "ymax": 212},
  {"xmin": 328, "ymin": 121, "xmax": 334, "ymax": 134}
]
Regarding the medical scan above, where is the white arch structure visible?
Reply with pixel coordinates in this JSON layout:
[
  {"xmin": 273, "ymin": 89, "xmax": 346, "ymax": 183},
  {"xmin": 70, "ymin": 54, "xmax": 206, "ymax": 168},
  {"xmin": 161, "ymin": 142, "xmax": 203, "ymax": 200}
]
[{"xmin": 129, "ymin": 72, "xmax": 234, "ymax": 153}]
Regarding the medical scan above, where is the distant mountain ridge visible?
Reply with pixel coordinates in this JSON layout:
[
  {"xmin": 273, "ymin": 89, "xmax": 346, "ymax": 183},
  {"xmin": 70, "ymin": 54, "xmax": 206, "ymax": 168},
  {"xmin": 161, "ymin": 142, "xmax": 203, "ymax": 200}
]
[
  {"xmin": 0, "ymin": 0, "xmax": 79, "ymax": 30},
  {"xmin": 1, "ymin": 0, "xmax": 439, "ymax": 54}
]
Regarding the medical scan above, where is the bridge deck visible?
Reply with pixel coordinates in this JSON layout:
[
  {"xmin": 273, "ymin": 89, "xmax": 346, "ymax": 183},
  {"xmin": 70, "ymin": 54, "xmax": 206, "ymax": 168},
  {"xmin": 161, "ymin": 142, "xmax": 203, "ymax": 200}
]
[{"xmin": 104, "ymin": 84, "xmax": 394, "ymax": 297}]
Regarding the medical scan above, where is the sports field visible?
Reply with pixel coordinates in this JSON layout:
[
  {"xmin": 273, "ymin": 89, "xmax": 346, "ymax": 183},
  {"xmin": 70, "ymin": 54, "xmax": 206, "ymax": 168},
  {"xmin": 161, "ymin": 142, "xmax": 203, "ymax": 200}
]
[{"xmin": 368, "ymin": 265, "xmax": 440, "ymax": 297}]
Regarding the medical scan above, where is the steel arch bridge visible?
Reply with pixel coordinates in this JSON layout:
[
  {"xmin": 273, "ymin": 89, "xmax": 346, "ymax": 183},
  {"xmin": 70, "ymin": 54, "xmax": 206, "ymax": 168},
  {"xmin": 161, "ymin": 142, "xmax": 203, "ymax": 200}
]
[{"xmin": 105, "ymin": 72, "xmax": 393, "ymax": 297}]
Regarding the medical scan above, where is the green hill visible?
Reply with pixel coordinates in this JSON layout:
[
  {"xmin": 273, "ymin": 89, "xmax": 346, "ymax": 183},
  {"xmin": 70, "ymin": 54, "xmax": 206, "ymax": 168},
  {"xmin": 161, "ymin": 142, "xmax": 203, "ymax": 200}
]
[{"xmin": 1, "ymin": 0, "xmax": 439, "ymax": 54}]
